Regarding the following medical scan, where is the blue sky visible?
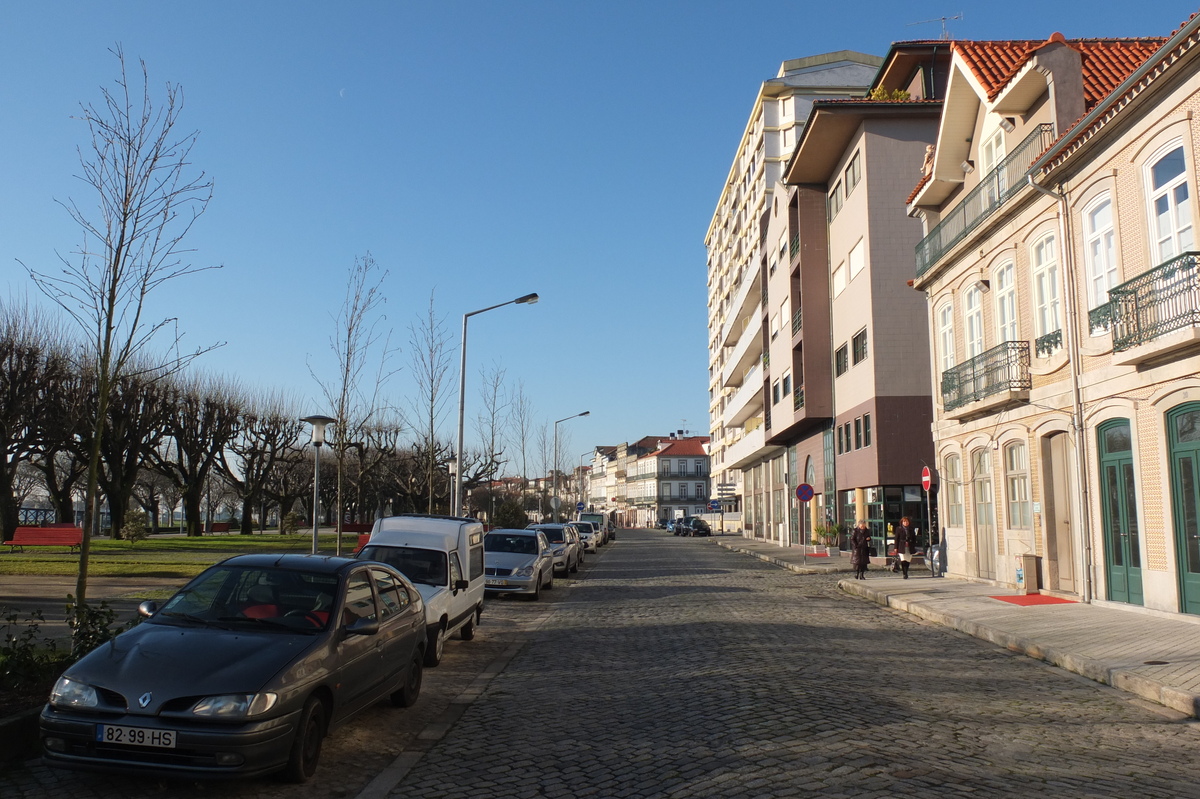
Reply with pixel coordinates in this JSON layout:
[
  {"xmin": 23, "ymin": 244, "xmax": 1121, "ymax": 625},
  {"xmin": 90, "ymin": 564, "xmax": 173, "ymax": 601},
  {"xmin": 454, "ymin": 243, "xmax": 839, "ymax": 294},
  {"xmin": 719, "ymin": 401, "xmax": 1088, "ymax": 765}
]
[{"xmin": 1, "ymin": 1, "xmax": 1194, "ymax": 461}]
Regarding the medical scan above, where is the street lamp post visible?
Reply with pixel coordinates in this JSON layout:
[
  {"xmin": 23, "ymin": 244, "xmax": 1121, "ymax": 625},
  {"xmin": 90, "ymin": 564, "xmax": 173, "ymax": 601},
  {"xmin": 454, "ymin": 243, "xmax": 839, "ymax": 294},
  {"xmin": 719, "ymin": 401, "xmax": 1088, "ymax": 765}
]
[
  {"xmin": 454, "ymin": 292, "xmax": 539, "ymax": 517},
  {"xmin": 552, "ymin": 411, "xmax": 590, "ymax": 522},
  {"xmin": 301, "ymin": 415, "xmax": 336, "ymax": 555}
]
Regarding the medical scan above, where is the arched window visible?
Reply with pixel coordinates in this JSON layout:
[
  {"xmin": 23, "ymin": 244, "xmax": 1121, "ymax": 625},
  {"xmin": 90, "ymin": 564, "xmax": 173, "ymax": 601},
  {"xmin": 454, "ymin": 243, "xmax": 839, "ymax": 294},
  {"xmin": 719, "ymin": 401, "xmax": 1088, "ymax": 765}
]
[
  {"xmin": 1004, "ymin": 442, "xmax": 1031, "ymax": 528},
  {"xmin": 994, "ymin": 261, "xmax": 1017, "ymax": 343},
  {"xmin": 1032, "ymin": 234, "xmax": 1061, "ymax": 339},
  {"xmin": 964, "ymin": 286, "xmax": 984, "ymax": 358},
  {"xmin": 1149, "ymin": 143, "xmax": 1193, "ymax": 262},
  {"xmin": 1084, "ymin": 193, "xmax": 1118, "ymax": 311},
  {"xmin": 937, "ymin": 302, "xmax": 955, "ymax": 373},
  {"xmin": 944, "ymin": 453, "xmax": 963, "ymax": 526}
]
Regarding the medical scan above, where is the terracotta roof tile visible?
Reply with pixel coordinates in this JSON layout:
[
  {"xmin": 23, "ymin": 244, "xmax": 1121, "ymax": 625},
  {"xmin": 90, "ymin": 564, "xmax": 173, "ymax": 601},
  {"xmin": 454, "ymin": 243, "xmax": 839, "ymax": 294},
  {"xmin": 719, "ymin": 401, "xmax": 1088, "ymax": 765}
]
[
  {"xmin": 906, "ymin": 172, "xmax": 932, "ymax": 205},
  {"xmin": 953, "ymin": 36, "xmax": 1165, "ymax": 108}
]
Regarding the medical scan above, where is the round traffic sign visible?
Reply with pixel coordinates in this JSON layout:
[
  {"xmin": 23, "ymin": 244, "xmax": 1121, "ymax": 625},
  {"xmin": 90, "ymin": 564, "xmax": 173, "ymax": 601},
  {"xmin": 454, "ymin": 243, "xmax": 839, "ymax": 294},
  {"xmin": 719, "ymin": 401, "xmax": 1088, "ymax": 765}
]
[
  {"xmin": 921, "ymin": 466, "xmax": 932, "ymax": 491},
  {"xmin": 795, "ymin": 483, "xmax": 814, "ymax": 502},
  {"xmin": 576, "ymin": 502, "xmax": 585, "ymax": 512}
]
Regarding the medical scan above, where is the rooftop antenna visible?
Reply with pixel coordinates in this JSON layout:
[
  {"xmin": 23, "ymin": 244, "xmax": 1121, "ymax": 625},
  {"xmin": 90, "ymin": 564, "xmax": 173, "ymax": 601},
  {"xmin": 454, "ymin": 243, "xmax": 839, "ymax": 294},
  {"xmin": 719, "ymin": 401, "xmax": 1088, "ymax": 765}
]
[{"xmin": 907, "ymin": 12, "xmax": 963, "ymax": 40}]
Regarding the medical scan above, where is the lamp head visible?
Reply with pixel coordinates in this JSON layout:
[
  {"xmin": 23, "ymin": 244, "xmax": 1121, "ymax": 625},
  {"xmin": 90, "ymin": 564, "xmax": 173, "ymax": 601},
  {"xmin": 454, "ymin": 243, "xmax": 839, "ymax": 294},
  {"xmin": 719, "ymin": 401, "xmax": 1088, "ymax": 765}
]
[
  {"xmin": 300, "ymin": 414, "xmax": 336, "ymax": 446},
  {"xmin": 516, "ymin": 293, "xmax": 539, "ymax": 305}
]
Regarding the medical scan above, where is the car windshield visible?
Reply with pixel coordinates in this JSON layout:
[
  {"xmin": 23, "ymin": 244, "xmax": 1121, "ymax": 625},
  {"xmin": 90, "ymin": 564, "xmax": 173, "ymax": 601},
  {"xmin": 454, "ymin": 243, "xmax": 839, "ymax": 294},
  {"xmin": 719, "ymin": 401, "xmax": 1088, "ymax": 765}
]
[
  {"xmin": 359, "ymin": 545, "xmax": 448, "ymax": 587},
  {"xmin": 157, "ymin": 565, "xmax": 338, "ymax": 633},
  {"xmin": 533, "ymin": 528, "xmax": 565, "ymax": 543},
  {"xmin": 485, "ymin": 533, "xmax": 538, "ymax": 554}
]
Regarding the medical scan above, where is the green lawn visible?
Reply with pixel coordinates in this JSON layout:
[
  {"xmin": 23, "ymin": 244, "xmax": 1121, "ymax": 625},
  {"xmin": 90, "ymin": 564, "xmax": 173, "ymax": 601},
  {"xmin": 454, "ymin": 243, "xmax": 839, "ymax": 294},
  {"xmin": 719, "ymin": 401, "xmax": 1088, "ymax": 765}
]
[{"xmin": 0, "ymin": 533, "xmax": 365, "ymax": 579}]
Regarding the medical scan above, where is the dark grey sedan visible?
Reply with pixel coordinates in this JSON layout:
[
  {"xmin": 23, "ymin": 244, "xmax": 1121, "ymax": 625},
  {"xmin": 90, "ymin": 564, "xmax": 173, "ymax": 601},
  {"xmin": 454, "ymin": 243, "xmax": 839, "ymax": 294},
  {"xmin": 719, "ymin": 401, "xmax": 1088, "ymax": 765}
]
[{"xmin": 40, "ymin": 554, "xmax": 426, "ymax": 782}]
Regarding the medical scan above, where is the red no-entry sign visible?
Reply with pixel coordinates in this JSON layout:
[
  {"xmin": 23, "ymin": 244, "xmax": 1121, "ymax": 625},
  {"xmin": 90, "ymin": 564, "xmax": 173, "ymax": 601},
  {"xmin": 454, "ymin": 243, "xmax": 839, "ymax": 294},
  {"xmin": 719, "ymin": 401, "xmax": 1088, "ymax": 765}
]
[{"xmin": 921, "ymin": 466, "xmax": 932, "ymax": 491}]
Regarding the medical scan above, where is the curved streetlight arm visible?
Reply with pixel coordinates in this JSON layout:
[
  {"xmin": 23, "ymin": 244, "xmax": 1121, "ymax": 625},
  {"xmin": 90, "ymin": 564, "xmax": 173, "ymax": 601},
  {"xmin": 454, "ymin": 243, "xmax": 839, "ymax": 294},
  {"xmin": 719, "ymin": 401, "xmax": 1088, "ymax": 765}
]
[
  {"xmin": 552, "ymin": 411, "xmax": 590, "ymax": 522},
  {"xmin": 454, "ymin": 293, "xmax": 539, "ymax": 517}
]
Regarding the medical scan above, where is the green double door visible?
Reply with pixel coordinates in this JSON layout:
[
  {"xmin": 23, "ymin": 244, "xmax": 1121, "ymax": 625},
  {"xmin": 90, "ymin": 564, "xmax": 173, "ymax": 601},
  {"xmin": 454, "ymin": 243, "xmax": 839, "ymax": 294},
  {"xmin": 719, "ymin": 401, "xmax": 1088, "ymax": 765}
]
[
  {"xmin": 1169, "ymin": 405, "xmax": 1200, "ymax": 615},
  {"xmin": 1098, "ymin": 420, "xmax": 1142, "ymax": 605}
]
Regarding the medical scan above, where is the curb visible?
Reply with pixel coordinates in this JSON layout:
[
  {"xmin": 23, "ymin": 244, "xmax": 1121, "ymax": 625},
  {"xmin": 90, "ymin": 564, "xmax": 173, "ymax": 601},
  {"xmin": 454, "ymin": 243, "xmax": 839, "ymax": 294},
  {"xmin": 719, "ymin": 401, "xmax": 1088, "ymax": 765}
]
[
  {"xmin": 712, "ymin": 539, "xmax": 852, "ymax": 575},
  {"xmin": 839, "ymin": 578, "xmax": 1200, "ymax": 718}
]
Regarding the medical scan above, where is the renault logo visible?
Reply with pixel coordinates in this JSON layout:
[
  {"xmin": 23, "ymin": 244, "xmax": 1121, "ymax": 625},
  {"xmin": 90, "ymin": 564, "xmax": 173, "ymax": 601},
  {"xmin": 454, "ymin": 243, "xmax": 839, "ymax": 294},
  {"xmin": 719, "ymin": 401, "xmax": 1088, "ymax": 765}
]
[{"xmin": 138, "ymin": 692, "xmax": 152, "ymax": 708}]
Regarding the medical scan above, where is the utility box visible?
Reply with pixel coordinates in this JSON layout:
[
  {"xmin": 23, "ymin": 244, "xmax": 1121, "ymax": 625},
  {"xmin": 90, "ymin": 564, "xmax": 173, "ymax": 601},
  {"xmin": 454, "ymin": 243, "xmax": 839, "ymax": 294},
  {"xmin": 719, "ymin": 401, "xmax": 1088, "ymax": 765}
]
[{"xmin": 1019, "ymin": 553, "xmax": 1041, "ymax": 595}]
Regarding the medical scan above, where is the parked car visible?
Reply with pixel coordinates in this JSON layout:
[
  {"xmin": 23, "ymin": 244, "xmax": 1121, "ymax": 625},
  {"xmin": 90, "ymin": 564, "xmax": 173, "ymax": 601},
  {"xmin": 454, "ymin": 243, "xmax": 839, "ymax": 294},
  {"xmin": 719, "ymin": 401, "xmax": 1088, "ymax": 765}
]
[
  {"xmin": 527, "ymin": 523, "xmax": 582, "ymax": 576},
  {"xmin": 40, "ymin": 554, "xmax": 426, "ymax": 783},
  {"xmin": 356, "ymin": 514, "xmax": 486, "ymax": 667},
  {"xmin": 483, "ymin": 529, "xmax": 554, "ymax": 600},
  {"xmin": 684, "ymin": 517, "xmax": 712, "ymax": 537},
  {"xmin": 655, "ymin": 519, "xmax": 669, "ymax": 530},
  {"xmin": 573, "ymin": 521, "xmax": 600, "ymax": 553}
]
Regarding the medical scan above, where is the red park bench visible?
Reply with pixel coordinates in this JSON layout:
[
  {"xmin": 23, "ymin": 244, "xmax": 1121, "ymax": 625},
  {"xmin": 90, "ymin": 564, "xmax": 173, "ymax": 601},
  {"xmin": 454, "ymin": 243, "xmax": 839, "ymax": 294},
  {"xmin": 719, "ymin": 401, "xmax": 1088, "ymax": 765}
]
[
  {"xmin": 8, "ymin": 526, "xmax": 84, "ymax": 553},
  {"xmin": 210, "ymin": 522, "xmax": 231, "ymax": 533}
]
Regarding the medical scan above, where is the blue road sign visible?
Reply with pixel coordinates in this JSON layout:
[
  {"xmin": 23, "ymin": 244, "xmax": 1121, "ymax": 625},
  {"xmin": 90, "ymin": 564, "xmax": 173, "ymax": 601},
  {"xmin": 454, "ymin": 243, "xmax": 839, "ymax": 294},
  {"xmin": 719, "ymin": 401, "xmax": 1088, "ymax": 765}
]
[
  {"xmin": 708, "ymin": 500, "xmax": 721, "ymax": 511},
  {"xmin": 796, "ymin": 483, "xmax": 815, "ymax": 502},
  {"xmin": 576, "ymin": 502, "xmax": 585, "ymax": 512}
]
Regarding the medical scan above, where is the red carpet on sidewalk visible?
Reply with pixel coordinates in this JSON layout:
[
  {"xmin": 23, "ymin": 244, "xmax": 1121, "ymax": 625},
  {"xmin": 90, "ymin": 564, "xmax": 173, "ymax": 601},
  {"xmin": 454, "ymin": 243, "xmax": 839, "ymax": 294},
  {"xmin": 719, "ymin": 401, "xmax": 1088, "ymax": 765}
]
[{"xmin": 989, "ymin": 595, "xmax": 1077, "ymax": 606}]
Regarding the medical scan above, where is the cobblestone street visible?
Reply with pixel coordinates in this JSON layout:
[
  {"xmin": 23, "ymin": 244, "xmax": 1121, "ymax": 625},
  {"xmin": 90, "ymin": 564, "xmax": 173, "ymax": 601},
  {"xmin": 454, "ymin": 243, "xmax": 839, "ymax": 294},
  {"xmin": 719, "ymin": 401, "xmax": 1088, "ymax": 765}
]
[
  {"xmin": 6, "ymin": 529, "xmax": 1200, "ymax": 798},
  {"xmin": 393, "ymin": 530, "xmax": 1200, "ymax": 799}
]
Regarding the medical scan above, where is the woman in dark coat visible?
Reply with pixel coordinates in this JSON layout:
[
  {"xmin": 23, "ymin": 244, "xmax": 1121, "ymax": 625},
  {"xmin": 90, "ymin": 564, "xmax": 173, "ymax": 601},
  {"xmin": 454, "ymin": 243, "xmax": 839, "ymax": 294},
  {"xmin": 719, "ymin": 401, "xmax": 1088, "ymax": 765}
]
[
  {"xmin": 893, "ymin": 516, "xmax": 917, "ymax": 579},
  {"xmin": 850, "ymin": 521, "xmax": 871, "ymax": 580}
]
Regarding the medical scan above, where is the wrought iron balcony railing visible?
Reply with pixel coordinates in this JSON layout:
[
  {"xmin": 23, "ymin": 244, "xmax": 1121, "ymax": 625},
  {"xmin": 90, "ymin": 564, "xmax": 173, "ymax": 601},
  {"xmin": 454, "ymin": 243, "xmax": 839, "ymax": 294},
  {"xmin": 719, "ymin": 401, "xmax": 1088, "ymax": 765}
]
[
  {"xmin": 1088, "ymin": 302, "xmax": 1114, "ymax": 334},
  {"xmin": 792, "ymin": 307, "xmax": 802, "ymax": 335},
  {"xmin": 941, "ymin": 341, "xmax": 1031, "ymax": 412},
  {"xmin": 1109, "ymin": 252, "xmax": 1200, "ymax": 352},
  {"xmin": 1035, "ymin": 329, "xmax": 1062, "ymax": 357},
  {"xmin": 789, "ymin": 235, "xmax": 800, "ymax": 259},
  {"xmin": 793, "ymin": 385, "xmax": 805, "ymax": 410},
  {"xmin": 915, "ymin": 124, "xmax": 1055, "ymax": 278}
]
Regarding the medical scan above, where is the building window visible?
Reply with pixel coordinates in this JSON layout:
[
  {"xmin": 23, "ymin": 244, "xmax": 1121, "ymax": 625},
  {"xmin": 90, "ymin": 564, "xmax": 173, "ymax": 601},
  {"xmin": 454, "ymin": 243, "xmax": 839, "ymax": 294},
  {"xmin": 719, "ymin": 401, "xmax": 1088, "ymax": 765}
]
[
  {"xmin": 981, "ymin": 126, "xmax": 1007, "ymax": 199},
  {"xmin": 848, "ymin": 238, "xmax": 865, "ymax": 279},
  {"xmin": 843, "ymin": 422, "xmax": 851, "ymax": 452},
  {"xmin": 695, "ymin": 482, "xmax": 705, "ymax": 497},
  {"xmin": 944, "ymin": 454, "xmax": 963, "ymax": 526},
  {"xmin": 770, "ymin": 312, "xmax": 779, "ymax": 340},
  {"xmin": 835, "ymin": 344, "xmax": 849, "ymax": 376},
  {"xmin": 937, "ymin": 302, "xmax": 955, "ymax": 373},
  {"xmin": 1149, "ymin": 143, "xmax": 1193, "ymax": 261},
  {"xmin": 833, "ymin": 262, "xmax": 847, "ymax": 296},
  {"xmin": 1005, "ymin": 442, "xmax": 1032, "ymax": 528},
  {"xmin": 1032, "ymin": 234, "xmax": 1061, "ymax": 339},
  {"xmin": 844, "ymin": 150, "xmax": 862, "ymax": 196},
  {"xmin": 994, "ymin": 261, "xmax": 1017, "ymax": 342},
  {"xmin": 852, "ymin": 328, "xmax": 868, "ymax": 364},
  {"xmin": 964, "ymin": 285, "xmax": 984, "ymax": 358},
  {"xmin": 854, "ymin": 417, "xmax": 862, "ymax": 449},
  {"xmin": 782, "ymin": 371, "xmax": 791, "ymax": 397},
  {"xmin": 828, "ymin": 180, "xmax": 844, "ymax": 221},
  {"xmin": 837, "ymin": 425, "xmax": 844, "ymax": 454},
  {"xmin": 679, "ymin": 484, "xmax": 689, "ymax": 499},
  {"xmin": 678, "ymin": 459, "xmax": 687, "ymax": 475},
  {"xmin": 863, "ymin": 413, "xmax": 871, "ymax": 447},
  {"xmin": 772, "ymin": 379, "xmax": 781, "ymax": 405},
  {"xmin": 1084, "ymin": 194, "xmax": 1118, "ymax": 315}
]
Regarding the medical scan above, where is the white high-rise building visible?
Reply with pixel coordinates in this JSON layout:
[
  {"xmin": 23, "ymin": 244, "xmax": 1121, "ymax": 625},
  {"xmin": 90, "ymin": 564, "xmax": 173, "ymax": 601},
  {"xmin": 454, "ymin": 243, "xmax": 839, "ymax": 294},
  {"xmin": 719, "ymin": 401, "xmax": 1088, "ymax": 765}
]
[{"xmin": 705, "ymin": 52, "xmax": 880, "ymax": 517}]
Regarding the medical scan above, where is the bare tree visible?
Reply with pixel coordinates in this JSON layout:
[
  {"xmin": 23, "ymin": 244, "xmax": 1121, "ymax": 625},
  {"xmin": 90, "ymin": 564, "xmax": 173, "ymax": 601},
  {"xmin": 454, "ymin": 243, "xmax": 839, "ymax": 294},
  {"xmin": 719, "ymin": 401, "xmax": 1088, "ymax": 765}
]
[
  {"xmin": 21, "ymin": 46, "xmax": 216, "ymax": 609},
  {"xmin": 508, "ymin": 380, "xmax": 535, "ymax": 511},
  {"xmin": 311, "ymin": 252, "xmax": 398, "ymax": 551},
  {"xmin": 407, "ymin": 293, "xmax": 452, "ymax": 515},
  {"xmin": 469, "ymin": 363, "xmax": 508, "ymax": 521},
  {"xmin": 219, "ymin": 392, "xmax": 305, "ymax": 533}
]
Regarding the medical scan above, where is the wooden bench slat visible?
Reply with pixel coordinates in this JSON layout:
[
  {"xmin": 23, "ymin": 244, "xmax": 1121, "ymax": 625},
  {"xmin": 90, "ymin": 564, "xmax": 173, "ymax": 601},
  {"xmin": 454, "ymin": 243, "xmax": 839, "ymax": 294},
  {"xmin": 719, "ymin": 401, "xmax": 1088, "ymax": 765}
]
[{"xmin": 9, "ymin": 526, "xmax": 84, "ymax": 552}]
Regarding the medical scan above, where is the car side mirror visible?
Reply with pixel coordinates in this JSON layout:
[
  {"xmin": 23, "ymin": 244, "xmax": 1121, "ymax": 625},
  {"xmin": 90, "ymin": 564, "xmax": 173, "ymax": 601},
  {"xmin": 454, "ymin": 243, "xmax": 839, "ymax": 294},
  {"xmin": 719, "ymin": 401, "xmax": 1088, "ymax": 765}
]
[
  {"xmin": 137, "ymin": 600, "xmax": 158, "ymax": 618},
  {"xmin": 455, "ymin": 579, "xmax": 470, "ymax": 591},
  {"xmin": 346, "ymin": 616, "xmax": 380, "ymax": 636}
]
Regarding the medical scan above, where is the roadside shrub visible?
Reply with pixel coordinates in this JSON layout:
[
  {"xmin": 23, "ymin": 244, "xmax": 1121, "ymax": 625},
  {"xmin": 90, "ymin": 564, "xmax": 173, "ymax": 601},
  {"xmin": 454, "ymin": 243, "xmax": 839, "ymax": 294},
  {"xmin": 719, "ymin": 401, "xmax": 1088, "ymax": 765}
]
[
  {"xmin": 492, "ymin": 499, "xmax": 528, "ymax": 530},
  {"xmin": 0, "ymin": 608, "xmax": 68, "ymax": 694},
  {"xmin": 122, "ymin": 510, "xmax": 149, "ymax": 545},
  {"xmin": 281, "ymin": 511, "xmax": 300, "ymax": 536},
  {"xmin": 66, "ymin": 595, "xmax": 139, "ymax": 660}
]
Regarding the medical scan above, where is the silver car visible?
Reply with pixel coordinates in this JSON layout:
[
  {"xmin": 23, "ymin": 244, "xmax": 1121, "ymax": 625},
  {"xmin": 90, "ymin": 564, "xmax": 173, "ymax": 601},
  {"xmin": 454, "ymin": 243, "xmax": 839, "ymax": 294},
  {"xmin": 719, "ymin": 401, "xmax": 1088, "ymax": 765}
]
[
  {"xmin": 528, "ymin": 523, "xmax": 582, "ymax": 576},
  {"xmin": 483, "ymin": 529, "xmax": 554, "ymax": 600}
]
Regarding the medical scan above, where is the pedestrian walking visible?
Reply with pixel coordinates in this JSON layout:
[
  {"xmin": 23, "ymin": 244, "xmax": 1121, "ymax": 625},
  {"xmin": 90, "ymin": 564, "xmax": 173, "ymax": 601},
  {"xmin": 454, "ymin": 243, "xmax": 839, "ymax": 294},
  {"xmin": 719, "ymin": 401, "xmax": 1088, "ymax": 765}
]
[
  {"xmin": 893, "ymin": 516, "xmax": 917, "ymax": 579},
  {"xmin": 850, "ymin": 520, "xmax": 871, "ymax": 580}
]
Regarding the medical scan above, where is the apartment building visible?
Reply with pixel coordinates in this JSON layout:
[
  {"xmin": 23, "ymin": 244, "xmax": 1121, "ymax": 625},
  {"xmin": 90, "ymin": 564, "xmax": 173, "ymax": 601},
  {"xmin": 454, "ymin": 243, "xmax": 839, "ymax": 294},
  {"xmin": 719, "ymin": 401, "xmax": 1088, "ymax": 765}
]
[
  {"xmin": 908, "ymin": 30, "xmax": 1191, "ymax": 608},
  {"xmin": 769, "ymin": 43, "xmax": 949, "ymax": 555},
  {"xmin": 706, "ymin": 51, "xmax": 881, "ymax": 525},
  {"xmin": 588, "ymin": 434, "xmax": 711, "ymax": 526}
]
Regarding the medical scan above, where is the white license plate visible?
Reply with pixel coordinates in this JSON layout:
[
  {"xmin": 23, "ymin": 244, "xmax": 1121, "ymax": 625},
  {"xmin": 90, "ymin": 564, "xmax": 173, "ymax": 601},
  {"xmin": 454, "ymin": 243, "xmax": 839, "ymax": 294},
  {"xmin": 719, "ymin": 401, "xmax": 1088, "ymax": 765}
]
[
  {"xmin": 485, "ymin": 578, "xmax": 507, "ymax": 586},
  {"xmin": 96, "ymin": 724, "xmax": 176, "ymax": 748}
]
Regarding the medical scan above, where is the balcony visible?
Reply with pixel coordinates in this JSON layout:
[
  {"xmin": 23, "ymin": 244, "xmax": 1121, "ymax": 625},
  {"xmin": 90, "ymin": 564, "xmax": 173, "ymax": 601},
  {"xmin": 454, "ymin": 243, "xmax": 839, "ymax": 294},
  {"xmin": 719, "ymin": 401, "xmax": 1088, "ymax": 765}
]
[
  {"xmin": 915, "ymin": 124, "xmax": 1055, "ymax": 278},
  {"xmin": 723, "ymin": 423, "xmax": 768, "ymax": 471},
  {"xmin": 1110, "ymin": 252, "xmax": 1200, "ymax": 366},
  {"xmin": 941, "ymin": 341, "xmax": 1031, "ymax": 418},
  {"xmin": 791, "ymin": 307, "xmax": 802, "ymax": 336},
  {"xmin": 1034, "ymin": 329, "xmax": 1062, "ymax": 358},
  {"xmin": 793, "ymin": 385, "xmax": 805, "ymax": 410}
]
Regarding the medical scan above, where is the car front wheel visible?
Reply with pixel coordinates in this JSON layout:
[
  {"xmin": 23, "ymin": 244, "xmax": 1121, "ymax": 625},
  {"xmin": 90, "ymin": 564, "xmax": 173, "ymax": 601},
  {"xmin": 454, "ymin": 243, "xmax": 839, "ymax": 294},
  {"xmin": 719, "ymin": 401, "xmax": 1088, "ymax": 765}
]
[
  {"xmin": 282, "ymin": 696, "xmax": 325, "ymax": 783},
  {"xmin": 424, "ymin": 624, "xmax": 445, "ymax": 667}
]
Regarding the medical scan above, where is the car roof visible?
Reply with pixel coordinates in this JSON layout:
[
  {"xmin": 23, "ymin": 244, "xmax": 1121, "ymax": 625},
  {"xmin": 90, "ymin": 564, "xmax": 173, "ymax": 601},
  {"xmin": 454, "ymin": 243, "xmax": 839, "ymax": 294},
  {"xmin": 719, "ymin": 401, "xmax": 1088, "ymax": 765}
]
[
  {"xmin": 219, "ymin": 553, "xmax": 362, "ymax": 575},
  {"xmin": 488, "ymin": 528, "xmax": 540, "ymax": 535}
]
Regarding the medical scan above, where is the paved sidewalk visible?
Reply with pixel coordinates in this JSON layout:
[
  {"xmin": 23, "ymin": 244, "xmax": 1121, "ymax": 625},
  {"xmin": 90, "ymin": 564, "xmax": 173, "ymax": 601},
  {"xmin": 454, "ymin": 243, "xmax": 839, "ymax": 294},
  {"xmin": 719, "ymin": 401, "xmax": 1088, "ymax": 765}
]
[{"xmin": 715, "ymin": 535, "xmax": 1200, "ymax": 719}]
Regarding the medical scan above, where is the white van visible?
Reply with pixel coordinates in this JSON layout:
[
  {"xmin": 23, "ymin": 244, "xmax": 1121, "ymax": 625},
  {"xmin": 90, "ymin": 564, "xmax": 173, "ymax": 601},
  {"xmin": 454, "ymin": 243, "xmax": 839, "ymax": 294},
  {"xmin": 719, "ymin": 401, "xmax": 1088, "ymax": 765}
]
[
  {"xmin": 357, "ymin": 515, "xmax": 485, "ymax": 667},
  {"xmin": 579, "ymin": 511, "xmax": 615, "ymax": 542}
]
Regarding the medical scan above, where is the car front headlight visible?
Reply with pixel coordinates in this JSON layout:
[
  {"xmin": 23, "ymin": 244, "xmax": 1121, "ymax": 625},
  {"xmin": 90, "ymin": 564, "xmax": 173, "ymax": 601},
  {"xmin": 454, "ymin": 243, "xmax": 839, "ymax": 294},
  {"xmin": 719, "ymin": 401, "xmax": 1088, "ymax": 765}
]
[
  {"xmin": 512, "ymin": 565, "xmax": 535, "ymax": 577},
  {"xmin": 50, "ymin": 675, "xmax": 99, "ymax": 709},
  {"xmin": 192, "ymin": 692, "xmax": 278, "ymax": 718},
  {"xmin": 552, "ymin": 546, "xmax": 565, "ymax": 555}
]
